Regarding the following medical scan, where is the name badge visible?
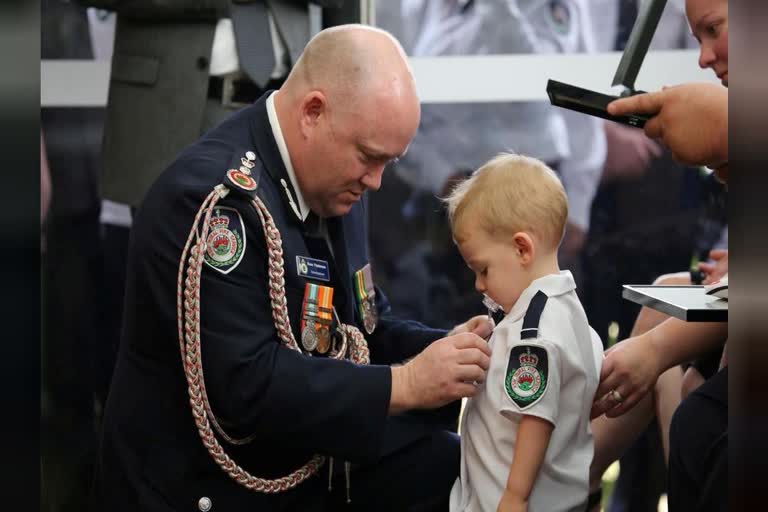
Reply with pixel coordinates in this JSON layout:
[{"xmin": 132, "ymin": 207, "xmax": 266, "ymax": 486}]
[{"xmin": 296, "ymin": 255, "xmax": 330, "ymax": 282}]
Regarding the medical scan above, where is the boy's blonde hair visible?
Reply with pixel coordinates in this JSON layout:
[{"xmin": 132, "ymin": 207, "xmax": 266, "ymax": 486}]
[{"xmin": 444, "ymin": 153, "xmax": 568, "ymax": 251}]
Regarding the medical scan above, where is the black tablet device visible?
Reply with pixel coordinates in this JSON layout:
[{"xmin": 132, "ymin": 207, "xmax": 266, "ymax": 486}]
[{"xmin": 546, "ymin": 79, "xmax": 648, "ymax": 128}]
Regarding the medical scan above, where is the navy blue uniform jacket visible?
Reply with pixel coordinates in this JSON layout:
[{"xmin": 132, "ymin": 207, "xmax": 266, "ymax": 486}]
[{"xmin": 93, "ymin": 93, "xmax": 452, "ymax": 511}]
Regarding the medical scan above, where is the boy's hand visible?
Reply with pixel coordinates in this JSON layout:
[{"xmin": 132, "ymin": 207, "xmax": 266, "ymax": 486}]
[
  {"xmin": 448, "ymin": 314, "xmax": 495, "ymax": 339},
  {"xmin": 497, "ymin": 491, "xmax": 528, "ymax": 512}
]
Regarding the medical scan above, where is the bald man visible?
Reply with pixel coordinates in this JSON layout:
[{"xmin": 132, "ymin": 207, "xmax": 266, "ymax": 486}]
[{"xmin": 92, "ymin": 25, "xmax": 493, "ymax": 511}]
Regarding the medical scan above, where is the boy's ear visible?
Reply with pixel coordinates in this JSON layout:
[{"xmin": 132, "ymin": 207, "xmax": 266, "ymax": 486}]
[{"xmin": 512, "ymin": 232, "xmax": 534, "ymax": 265}]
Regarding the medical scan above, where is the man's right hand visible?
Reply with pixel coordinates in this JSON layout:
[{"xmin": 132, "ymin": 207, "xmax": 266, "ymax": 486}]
[{"xmin": 389, "ymin": 333, "xmax": 491, "ymax": 414}]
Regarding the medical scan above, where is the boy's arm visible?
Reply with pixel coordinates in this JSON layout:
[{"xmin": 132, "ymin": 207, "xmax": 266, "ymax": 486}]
[{"xmin": 498, "ymin": 415, "xmax": 554, "ymax": 512}]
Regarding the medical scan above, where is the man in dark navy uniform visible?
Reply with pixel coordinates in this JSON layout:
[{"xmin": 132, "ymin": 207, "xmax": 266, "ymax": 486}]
[{"xmin": 92, "ymin": 25, "xmax": 493, "ymax": 511}]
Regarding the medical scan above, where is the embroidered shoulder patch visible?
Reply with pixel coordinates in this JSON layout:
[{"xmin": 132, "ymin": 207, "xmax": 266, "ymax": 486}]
[
  {"xmin": 203, "ymin": 206, "xmax": 246, "ymax": 275},
  {"xmin": 505, "ymin": 344, "xmax": 549, "ymax": 409}
]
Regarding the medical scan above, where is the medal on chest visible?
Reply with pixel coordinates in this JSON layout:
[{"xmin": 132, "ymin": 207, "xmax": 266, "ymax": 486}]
[
  {"xmin": 352, "ymin": 263, "xmax": 377, "ymax": 335},
  {"xmin": 300, "ymin": 283, "xmax": 334, "ymax": 354}
]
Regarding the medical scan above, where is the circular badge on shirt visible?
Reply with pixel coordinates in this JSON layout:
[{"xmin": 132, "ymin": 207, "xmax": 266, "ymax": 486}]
[{"xmin": 227, "ymin": 169, "xmax": 258, "ymax": 191}]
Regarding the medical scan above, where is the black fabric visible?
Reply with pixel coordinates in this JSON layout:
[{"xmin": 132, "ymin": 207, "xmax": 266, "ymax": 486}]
[
  {"xmin": 207, "ymin": 75, "xmax": 264, "ymax": 103},
  {"xmin": 328, "ymin": 430, "xmax": 460, "ymax": 511},
  {"xmin": 41, "ymin": 5, "xmax": 104, "ymax": 510},
  {"xmin": 668, "ymin": 367, "xmax": 728, "ymax": 512},
  {"xmin": 587, "ymin": 488, "xmax": 602, "ymax": 511},
  {"xmin": 691, "ymin": 344, "xmax": 726, "ymax": 380},
  {"xmin": 520, "ymin": 290, "xmax": 549, "ymax": 339}
]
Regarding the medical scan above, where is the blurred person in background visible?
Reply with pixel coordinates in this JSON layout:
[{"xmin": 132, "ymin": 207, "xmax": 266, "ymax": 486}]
[{"xmin": 41, "ymin": 1, "xmax": 105, "ymax": 510}]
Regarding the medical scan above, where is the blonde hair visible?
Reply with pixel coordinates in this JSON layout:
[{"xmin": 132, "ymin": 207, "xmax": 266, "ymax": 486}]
[{"xmin": 444, "ymin": 153, "xmax": 568, "ymax": 251}]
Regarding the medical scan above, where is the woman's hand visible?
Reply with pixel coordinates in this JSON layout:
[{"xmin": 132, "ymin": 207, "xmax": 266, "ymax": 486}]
[{"xmin": 591, "ymin": 334, "xmax": 664, "ymax": 418}]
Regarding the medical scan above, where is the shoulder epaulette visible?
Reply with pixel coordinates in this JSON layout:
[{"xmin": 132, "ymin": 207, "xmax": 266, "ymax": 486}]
[{"xmin": 222, "ymin": 148, "xmax": 261, "ymax": 199}]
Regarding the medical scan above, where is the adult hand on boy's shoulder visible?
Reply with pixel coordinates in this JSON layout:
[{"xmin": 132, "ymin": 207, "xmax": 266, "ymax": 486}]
[
  {"xmin": 591, "ymin": 336, "xmax": 663, "ymax": 418},
  {"xmin": 497, "ymin": 491, "xmax": 528, "ymax": 512}
]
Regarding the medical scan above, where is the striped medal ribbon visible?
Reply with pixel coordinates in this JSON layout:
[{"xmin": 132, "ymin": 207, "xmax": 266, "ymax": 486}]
[
  {"xmin": 300, "ymin": 282, "xmax": 334, "ymax": 354},
  {"xmin": 353, "ymin": 264, "xmax": 377, "ymax": 335}
]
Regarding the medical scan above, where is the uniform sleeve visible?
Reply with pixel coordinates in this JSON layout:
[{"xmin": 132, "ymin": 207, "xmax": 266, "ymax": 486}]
[
  {"xmin": 498, "ymin": 336, "xmax": 562, "ymax": 427},
  {"xmin": 180, "ymin": 192, "xmax": 393, "ymax": 463}
]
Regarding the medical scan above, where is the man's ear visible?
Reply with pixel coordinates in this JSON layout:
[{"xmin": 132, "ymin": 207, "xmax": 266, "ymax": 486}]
[
  {"xmin": 299, "ymin": 91, "xmax": 327, "ymax": 135},
  {"xmin": 512, "ymin": 232, "xmax": 535, "ymax": 265}
]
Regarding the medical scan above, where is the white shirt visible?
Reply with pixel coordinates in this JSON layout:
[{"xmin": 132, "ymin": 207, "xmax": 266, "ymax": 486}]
[
  {"xmin": 266, "ymin": 91, "xmax": 309, "ymax": 221},
  {"xmin": 450, "ymin": 271, "xmax": 603, "ymax": 512},
  {"xmin": 86, "ymin": 8, "xmax": 115, "ymax": 61}
]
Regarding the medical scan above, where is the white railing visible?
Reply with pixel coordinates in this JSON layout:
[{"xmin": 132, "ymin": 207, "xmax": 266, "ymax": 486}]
[{"xmin": 41, "ymin": 50, "xmax": 714, "ymax": 107}]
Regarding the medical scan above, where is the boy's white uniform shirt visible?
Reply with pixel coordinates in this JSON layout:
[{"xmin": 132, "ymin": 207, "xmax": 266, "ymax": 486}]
[{"xmin": 449, "ymin": 271, "xmax": 603, "ymax": 512}]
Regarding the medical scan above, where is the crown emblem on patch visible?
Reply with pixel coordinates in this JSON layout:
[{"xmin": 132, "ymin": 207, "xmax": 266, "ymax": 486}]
[
  {"xmin": 210, "ymin": 211, "xmax": 230, "ymax": 229},
  {"xmin": 519, "ymin": 349, "xmax": 539, "ymax": 367}
]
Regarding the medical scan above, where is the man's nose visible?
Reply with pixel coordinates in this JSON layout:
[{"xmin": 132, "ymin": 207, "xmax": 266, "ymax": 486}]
[{"xmin": 360, "ymin": 165, "xmax": 384, "ymax": 191}]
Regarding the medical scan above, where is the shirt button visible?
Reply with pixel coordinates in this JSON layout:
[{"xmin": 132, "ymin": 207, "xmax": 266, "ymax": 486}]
[
  {"xmin": 198, "ymin": 496, "xmax": 212, "ymax": 511},
  {"xmin": 196, "ymin": 56, "xmax": 209, "ymax": 70}
]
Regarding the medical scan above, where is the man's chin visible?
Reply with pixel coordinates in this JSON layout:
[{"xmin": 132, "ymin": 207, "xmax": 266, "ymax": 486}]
[
  {"xmin": 319, "ymin": 203, "xmax": 354, "ymax": 218},
  {"xmin": 333, "ymin": 204, "xmax": 354, "ymax": 216}
]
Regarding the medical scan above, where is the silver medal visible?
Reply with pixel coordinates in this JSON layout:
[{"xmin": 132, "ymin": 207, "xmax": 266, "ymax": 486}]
[{"xmin": 301, "ymin": 325, "xmax": 318, "ymax": 352}]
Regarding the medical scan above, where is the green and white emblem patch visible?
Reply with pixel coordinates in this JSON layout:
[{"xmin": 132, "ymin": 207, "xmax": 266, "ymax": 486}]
[
  {"xmin": 203, "ymin": 206, "xmax": 246, "ymax": 275},
  {"xmin": 505, "ymin": 344, "xmax": 549, "ymax": 409}
]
